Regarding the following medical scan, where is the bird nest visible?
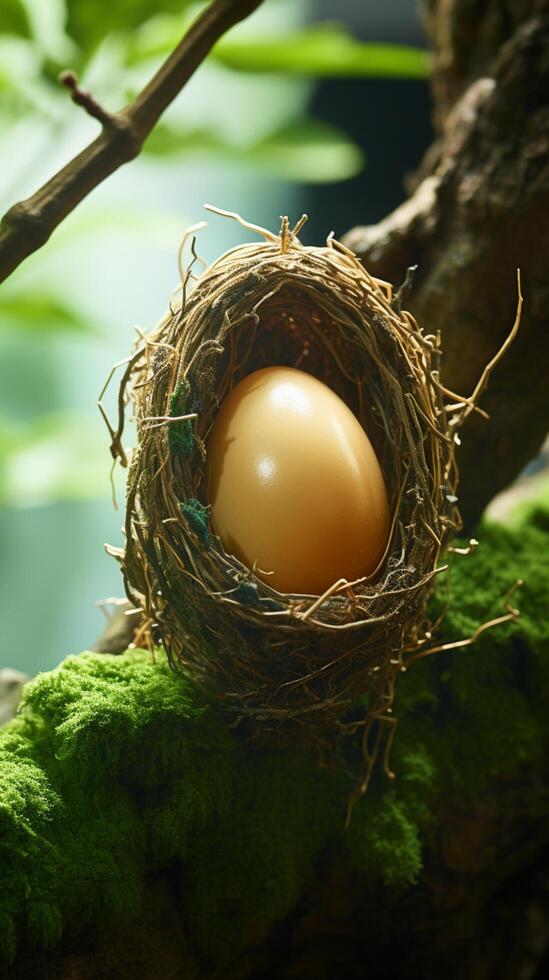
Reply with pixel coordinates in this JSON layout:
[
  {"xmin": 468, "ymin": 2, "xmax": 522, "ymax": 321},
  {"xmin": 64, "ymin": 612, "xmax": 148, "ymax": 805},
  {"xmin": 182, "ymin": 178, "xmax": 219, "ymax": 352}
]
[{"xmin": 102, "ymin": 209, "xmax": 520, "ymax": 801}]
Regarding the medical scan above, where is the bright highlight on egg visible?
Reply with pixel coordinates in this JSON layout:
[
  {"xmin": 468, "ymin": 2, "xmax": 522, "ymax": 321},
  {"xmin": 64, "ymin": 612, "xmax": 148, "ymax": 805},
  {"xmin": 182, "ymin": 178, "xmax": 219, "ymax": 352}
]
[{"xmin": 206, "ymin": 366, "xmax": 390, "ymax": 596}]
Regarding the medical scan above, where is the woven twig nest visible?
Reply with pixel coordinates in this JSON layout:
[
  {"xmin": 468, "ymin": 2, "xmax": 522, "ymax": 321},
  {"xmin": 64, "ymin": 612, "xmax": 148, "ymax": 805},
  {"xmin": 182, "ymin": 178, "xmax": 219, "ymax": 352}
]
[{"xmin": 109, "ymin": 209, "xmax": 469, "ymax": 792}]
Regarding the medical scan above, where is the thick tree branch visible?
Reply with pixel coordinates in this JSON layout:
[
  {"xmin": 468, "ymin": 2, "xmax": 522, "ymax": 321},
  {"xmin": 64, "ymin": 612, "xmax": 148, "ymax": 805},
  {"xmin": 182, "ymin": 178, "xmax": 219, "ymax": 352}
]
[
  {"xmin": 344, "ymin": 9, "xmax": 549, "ymax": 529},
  {"xmin": 0, "ymin": 0, "xmax": 264, "ymax": 285},
  {"xmin": 421, "ymin": 0, "xmax": 547, "ymax": 131}
]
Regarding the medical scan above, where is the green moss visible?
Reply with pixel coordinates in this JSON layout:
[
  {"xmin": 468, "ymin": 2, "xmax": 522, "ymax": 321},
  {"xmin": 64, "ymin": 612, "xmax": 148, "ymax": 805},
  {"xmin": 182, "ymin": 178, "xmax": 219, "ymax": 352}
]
[
  {"xmin": 179, "ymin": 497, "xmax": 211, "ymax": 546},
  {"xmin": 187, "ymin": 749, "xmax": 345, "ymax": 962},
  {"xmin": 168, "ymin": 381, "xmax": 195, "ymax": 456},
  {"xmin": 232, "ymin": 581, "xmax": 285, "ymax": 611},
  {"xmin": 0, "ymin": 507, "xmax": 548, "ymax": 965},
  {"xmin": 346, "ymin": 749, "xmax": 436, "ymax": 885},
  {"xmin": 395, "ymin": 511, "xmax": 549, "ymax": 797},
  {"xmin": 0, "ymin": 654, "xmax": 233, "ymax": 961}
]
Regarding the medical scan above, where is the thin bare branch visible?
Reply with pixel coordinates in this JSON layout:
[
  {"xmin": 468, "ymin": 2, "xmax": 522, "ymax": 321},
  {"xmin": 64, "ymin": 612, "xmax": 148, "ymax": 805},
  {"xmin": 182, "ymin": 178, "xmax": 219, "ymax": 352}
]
[{"xmin": 58, "ymin": 70, "xmax": 116, "ymax": 128}]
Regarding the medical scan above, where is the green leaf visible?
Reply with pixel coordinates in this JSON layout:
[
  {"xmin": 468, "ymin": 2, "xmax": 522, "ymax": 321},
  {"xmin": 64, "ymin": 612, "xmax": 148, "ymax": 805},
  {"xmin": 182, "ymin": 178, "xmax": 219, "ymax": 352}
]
[
  {"xmin": 0, "ymin": 0, "xmax": 29, "ymax": 38},
  {"xmin": 65, "ymin": 0, "xmax": 194, "ymax": 54},
  {"xmin": 0, "ymin": 38, "xmax": 66, "ymax": 118},
  {"xmin": 124, "ymin": 11, "xmax": 204, "ymax": 65},
  {"xmin": 144, "ymin": 119, "xmax": 365, "ymax": 183},
  {"xmin": 248, "ymin": 120, "xmax": 365, "ymax": 183},
  {"xmin": 20, "ymin": 0, "xmax": 77, "ymax": 63},
  {"xmin": 214, "ymin": 23, "xmax": 428, "ymax": 78},
  {"xmin": 0, "ymin": 293, "xmax": 97, "ymax": 335},
  {"xmin": 0, "ymin": 415, "xmax": 110, "ymax": 507},
  {"xmin": 126, "ymin": 19, "xmax": 428, "ymax": 80},
  {"xmin": 0, "ymin": 37, "xmax": 40, "ymax": 94},
  {"xmin": 144, "ymin": 125, "xmax": 219, "ymax": 156}
]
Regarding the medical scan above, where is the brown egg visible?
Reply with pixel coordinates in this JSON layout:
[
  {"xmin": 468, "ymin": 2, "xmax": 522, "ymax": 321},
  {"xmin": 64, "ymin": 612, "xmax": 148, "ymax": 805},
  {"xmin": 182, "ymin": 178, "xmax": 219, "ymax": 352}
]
[{"xmin": 206, "ymin": 366, "xmax": 389, "ymax": 596}]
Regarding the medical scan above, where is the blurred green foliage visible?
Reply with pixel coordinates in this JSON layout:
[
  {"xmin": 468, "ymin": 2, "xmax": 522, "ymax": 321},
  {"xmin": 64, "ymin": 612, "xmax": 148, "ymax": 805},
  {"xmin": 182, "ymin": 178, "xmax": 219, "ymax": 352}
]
[
  {"xmin": 0, "ymin": 415, "xmax": 107, "ymax": 508},
  {"xmin": 0, "ymin": 0, "xmax": 426, "ymax": 509},
  {"xmin": 144, "ymin": 118, "xmax": 365, "ymax": 182},
  {"xmin": 127, "ymin": 17, "xmax": 428, "ymax": 77},
  {"xmin": 0, "ymin": 0, "xmax": 30, "ymax": 38},
  {"xmin": 65, "ymin": 0, "xmax": 194, "ymax": 53},
  {"xmin": 0, "ymin": 292, "xmax": 94, "ymax": 335},
  {"xmin": 213, "ymin": 24, "xmax": 427, "ymax": 76}
]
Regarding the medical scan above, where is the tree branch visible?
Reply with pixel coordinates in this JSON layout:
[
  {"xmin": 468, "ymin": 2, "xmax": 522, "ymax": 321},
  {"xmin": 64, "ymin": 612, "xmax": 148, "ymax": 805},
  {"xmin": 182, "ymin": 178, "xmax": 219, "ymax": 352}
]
[
  {"xmin": 344, "ymin": 8, "xmax": 549, "ymax": 529},
  {"xmin": 0, "ymin": 0, "xmax": 265, "ymax": 285}
]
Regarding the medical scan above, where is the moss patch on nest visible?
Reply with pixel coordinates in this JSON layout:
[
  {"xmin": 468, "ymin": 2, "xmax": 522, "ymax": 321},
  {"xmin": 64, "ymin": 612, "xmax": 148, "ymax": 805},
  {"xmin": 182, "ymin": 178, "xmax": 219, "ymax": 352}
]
[
  {"xmin": 168, "ymin": 380, "xmax": 196, "ymax": 456},
  {"xmin": 0, "ymin": 508, "xmax": 548, "ymax": 965}
]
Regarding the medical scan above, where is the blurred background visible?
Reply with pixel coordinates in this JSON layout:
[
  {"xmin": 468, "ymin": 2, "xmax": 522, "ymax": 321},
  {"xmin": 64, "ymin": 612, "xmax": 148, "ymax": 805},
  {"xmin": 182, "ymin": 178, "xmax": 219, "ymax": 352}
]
[{"xmin": 0, "ymin": 0, "xmax": 433, "ymax": 675}]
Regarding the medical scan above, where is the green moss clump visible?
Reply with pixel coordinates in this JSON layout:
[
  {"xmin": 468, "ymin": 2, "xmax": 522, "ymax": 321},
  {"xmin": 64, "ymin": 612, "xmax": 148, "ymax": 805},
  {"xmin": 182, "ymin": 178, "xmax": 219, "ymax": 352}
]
[
  {"xmin": 0, "ymin": 654, "xmax": 233, "ymax": 962},
  {"xmin": 0, "ymin": 507, "xmax": 548, "ymax": 965},
  {"xmin": 179, "ymin": 498, "xmax": 211, "ymax": 546},
  {"xmin": 345, "ymin": 748, "xmax": 436, "ymax": 885},
  {"xmin": 231, "ymin": 581, "xmax": 284, "ymax": 611},
  {"xmin": 394, "ymin": 510, "xmax": 549, "ymax": 798}
]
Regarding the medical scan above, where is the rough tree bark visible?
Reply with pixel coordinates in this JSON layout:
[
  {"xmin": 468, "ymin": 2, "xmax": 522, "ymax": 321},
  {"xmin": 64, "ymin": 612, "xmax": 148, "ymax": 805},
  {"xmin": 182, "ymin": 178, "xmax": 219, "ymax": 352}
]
[{"xmin": 344, "ymin": 1, "xmax": 549, "ymax": 529}]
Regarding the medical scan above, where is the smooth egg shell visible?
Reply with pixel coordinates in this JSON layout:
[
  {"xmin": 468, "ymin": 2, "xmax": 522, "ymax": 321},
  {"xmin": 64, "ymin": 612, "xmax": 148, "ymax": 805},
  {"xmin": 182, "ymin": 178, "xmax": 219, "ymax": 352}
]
[{"xmin": 206, "ymin": 366, "xmax": 389, "ymax": 596}]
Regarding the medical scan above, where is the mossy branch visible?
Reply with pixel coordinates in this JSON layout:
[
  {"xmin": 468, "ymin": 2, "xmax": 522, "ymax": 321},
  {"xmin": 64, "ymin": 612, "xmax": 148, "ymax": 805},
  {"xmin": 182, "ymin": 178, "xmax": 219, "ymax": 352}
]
[
  {"xmin": 0, "ymin": 0, "xmax": 265, "ymax": 285},
  {"xmin": 2, "ymin": 508, "xmax": 549, "ymax": 976}
]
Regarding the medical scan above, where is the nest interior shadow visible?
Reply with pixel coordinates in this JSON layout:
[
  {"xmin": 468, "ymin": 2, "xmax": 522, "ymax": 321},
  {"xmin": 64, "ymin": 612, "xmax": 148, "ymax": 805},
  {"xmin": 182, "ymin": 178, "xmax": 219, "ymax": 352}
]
[{"xmin": 116, "ymin": 218, "xmax": 463, "ymax": 787}]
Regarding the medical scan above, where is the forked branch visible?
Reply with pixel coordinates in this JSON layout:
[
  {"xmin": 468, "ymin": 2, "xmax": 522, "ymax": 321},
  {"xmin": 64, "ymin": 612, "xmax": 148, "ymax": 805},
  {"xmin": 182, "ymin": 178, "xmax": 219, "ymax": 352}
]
[{"xmin": 0, "ymin": 0, "xmax": 265, "ymax": 285}]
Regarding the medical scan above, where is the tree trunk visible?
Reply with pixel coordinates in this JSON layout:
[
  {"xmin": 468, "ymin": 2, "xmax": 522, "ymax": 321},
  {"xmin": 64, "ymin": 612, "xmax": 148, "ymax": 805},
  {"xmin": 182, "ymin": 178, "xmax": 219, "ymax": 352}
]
[{"xmin": 344, "ymin": 2, "xmax": 549, "ymax": 529}]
